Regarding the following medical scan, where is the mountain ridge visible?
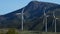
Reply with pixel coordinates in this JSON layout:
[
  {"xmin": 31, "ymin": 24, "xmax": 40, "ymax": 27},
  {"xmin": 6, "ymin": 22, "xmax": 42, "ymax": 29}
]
[{"xmin": 0, "ymin": 1, "xmax": 60, "ymax": 32}]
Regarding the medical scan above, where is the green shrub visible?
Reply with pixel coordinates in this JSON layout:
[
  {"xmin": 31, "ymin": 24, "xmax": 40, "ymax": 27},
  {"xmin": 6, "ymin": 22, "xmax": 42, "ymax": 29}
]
[{"xmin": 6, "ymin": 28, "xmax": 19, "ymax": 34}]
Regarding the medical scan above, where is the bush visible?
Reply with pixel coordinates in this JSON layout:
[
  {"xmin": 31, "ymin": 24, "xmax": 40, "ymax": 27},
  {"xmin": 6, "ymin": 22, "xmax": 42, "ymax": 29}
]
[{"xmin": 6, "ymin": 28, "xmax": 19, "ymax": 34}]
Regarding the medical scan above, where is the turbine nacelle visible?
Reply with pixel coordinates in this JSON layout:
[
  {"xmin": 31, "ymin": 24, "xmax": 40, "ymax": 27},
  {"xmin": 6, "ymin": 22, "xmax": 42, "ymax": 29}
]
[{"xmin": 56, "ymin": 18, "xmax": 59, "ymax": 19}]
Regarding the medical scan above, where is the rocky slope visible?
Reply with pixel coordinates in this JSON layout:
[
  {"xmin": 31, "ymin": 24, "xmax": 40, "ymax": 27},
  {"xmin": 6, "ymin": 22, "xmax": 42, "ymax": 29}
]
[{"xmin": 0, "ymin": 1, "xmax": 60, "ymax": 32}]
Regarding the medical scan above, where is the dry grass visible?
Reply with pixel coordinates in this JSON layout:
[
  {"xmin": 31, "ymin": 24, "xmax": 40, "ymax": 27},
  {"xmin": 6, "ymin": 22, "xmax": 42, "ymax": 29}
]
[{"xmin": 0, "ymin": 29, "xmax": 60, "ymax": 34}]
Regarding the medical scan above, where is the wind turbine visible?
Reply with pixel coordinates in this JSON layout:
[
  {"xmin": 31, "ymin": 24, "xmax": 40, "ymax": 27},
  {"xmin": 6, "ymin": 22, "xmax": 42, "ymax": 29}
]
[
  {"xmin": 43, "ymin": 7, "xmax": 49, "ymax": 32},
  {"xmin": 53, "ymin": 11, "xmax": 59, "ymax": 32},
  {"xmin": 21, "ymin": 8, "xmax": 24, "ymax": 31},
  {"xmin": 53, "ymin": 11, "xmax": 56, "ymax": 32},
  {"xmin": 16, "ymin": 8, "xmax": 24, "ymax": 31}
]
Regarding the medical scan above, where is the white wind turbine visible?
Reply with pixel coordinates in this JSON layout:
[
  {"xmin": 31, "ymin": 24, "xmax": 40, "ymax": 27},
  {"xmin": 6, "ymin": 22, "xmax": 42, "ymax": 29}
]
[
  {"xmin": 43, "ymin": 7, "xmax": 47, "ymax": 32},
  {"xmin": 16, "ymin": 8, "xmax": 24, "ymax": 31},
  {"xmin": 53, "ymin": 11, "xmax": 59, "ymax": 32},
  {"xmin": 43, "ymin": 7, "xmax": 49, "ymax": 32},
  {"xmin": 21, "ymin": 8, "xmax": 24, "ymax": 31}
]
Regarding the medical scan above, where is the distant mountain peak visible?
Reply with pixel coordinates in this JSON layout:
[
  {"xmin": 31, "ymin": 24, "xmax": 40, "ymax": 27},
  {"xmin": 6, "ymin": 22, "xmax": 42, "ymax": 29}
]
[
  {"xmin": 0, "ymin": 1, "xmax": 60, "ymax": 32},
  {"xmin": 29, "ymin": 1, "xmax": 58, "ymax": 5},
  {"xmin": 30, "ymin": 1, "xmax": 40, "ymax": 3}
]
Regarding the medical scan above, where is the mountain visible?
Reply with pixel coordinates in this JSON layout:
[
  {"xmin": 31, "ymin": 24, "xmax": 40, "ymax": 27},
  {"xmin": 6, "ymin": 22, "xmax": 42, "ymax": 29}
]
[{"xmin": 0, "ymin": 1, "xmax": 60, "ymax": 32}]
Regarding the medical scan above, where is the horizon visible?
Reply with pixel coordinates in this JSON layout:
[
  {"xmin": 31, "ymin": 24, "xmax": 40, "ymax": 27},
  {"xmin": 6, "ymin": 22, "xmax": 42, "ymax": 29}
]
[{"xmin": 0, "ymin": 0, "xmax": 60, "ymax": 15}]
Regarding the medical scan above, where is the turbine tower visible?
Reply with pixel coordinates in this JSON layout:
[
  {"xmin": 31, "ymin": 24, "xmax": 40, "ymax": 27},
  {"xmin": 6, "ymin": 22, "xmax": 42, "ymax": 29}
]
[
  {"xmin": 16, "ymin": 8, "xmax": 24, "ymax": 31},
  {"xmin": 21, "ymin": 8, "xmax": 24, "ymax": 31},
  {"xmin": 53, "ymin": 11, "xmax": 59, "ymax": 32},
  {"xmin": 53, "ymin": 11, "xmax": 56, "ymax": 32},
  {"xmin": 43, "ymin": 7, "xmax": 48, "ymax": 32}
]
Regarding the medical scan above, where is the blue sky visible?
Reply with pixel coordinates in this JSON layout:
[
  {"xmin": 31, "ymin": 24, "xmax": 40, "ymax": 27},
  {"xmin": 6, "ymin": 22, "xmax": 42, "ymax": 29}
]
[{"xmin": 0, "ymin": 0, "xmax": 60, "ymax": 15}]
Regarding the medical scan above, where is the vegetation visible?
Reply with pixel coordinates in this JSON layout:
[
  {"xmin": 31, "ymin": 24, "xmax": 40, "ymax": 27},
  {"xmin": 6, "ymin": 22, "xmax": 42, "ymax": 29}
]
[
  {"xmin": 0, "ymin": 29, "xmax": 60, "ymax": 34},
  {"xmin": 6, "ymin": 28, "xmax": 19, "ymax": 34}
]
